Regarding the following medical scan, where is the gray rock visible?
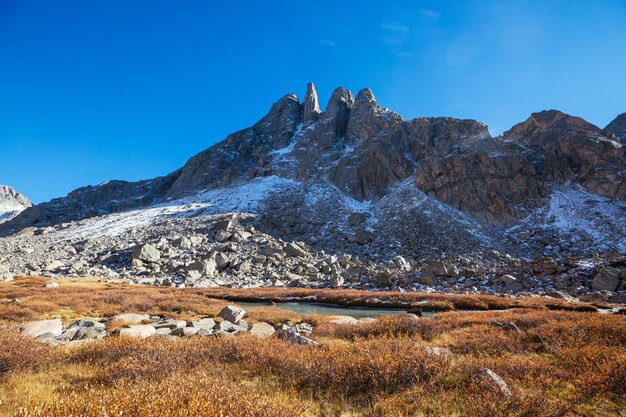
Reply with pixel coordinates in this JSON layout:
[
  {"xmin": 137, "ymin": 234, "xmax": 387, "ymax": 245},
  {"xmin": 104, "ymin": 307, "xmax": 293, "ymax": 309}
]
[
  {"xmin": 73, "ymin": 327, "xmax": 105, "ymax": 340},
  {"xmin": 43, "ymin": 260, "xmax": 64, "ymax": 272},
  {"xmin": 188, "ymin": 258, "xmax": 217, "ymax": 278},
  {"xmin": 111, "ymin": 313, "xmax": 150, "ymax": 325},
  {"xmin": 214, "ymin": 320, "xmax": 247, "ymax": 333},
  {"xmin": 329, "ymin": 274, "xmax": 344, "ymax": 288},
  {"xmin": 284, "ymin": 242, "xmax": 306, "ymax": 257},
  {"xmin": 117, "ymin": 325, "xmax": 156, "ymax": 338},
  {"xmin": 171, "ymin": 327, "xmax": 199, "ymax": 337},
  {"xmin": 131, "ymin": 244, "xmax": 160, "ymax": 263},
  {"xmin": 192, "ymin": 318, "xmax": 216, "ymax": 329},
  {"xmin": 592, "ymin": 267, "xmax": 621, "ymax": 291},
  {"xmin": 250, "ymin": 322, "xmax": 276, "ymax": 338},
  {"xmin": 217, "ymin": 305, "xmax": 246, "ymax": 324},
  {"xmin": 500, "ymin": 275, "xmax": 523, "ymax": 292},
  {"xmin": 21, "ymin": 319, "xmax": 63, "ymax": 338},
  {"xmin": 277, "ymin": 328, "xmax": 319, "ymax": 347}
]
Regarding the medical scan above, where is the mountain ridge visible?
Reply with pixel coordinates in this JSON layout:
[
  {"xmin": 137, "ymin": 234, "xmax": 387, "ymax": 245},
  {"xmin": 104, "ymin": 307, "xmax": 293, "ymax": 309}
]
[{"xmin": 0, "ymin": 83, "xmax": 624, "ymax": 298}]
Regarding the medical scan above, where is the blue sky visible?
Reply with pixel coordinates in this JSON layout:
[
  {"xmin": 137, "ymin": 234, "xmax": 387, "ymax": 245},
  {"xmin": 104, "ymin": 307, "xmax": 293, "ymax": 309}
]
[{"xmin": 1, "ymin": 0, "xmax": 625, "ymax": 203}]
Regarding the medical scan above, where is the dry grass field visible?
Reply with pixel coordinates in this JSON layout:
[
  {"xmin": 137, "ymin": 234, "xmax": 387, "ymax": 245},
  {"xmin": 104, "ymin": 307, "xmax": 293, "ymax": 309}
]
[{"xmin": 0, "ymin": 277, "xmax": 624, "ymax": 416}]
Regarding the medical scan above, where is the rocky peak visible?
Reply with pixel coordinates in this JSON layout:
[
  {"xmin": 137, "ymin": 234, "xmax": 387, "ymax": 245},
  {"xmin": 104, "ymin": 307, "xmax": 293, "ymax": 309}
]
[
  {"xmin": 352, "ymin": 88, "xmax": 378, "ymax": 115},
  {"xmin": 503, "ymin": 110, "xmax": 606, "ymax": 141},
  {"xmin": 605, "ymin": 112, "xmax": 626, "ymax": 144},
  {"xmin": 302, "ymin": 82, "xmax": 321, "ymax": 123},
  {"xmin": 254, "ymin": 93, "xmax": 302, "ymax": 148},
  {"xmin": 0, "ymin": 186, "xmax": 32, "ymax": 224}
]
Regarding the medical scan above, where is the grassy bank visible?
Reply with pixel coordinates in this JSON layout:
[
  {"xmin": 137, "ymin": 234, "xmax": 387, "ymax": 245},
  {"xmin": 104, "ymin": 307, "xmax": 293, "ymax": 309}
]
[{"xmin": 0, "ymin": 277, "xmax": 598, "ymax": 327}]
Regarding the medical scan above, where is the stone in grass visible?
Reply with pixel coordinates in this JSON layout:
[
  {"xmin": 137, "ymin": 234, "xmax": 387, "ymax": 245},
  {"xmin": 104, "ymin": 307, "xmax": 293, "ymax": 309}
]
[
  {"xmin": 482, "ymin": 368, "xmax": 512, "ymax": 397},
  {"xmin": 277, "ymin": 328, "xmax": 319, "ymax": 347},
  {"xmin": 117, "ymin": 325, "xmax": 156, "ymax": 338},
  {"xmin": 111, "ymin": 313, "xmax": 150, "ymax": 325},
  {"xmin": 249, "ymin": 322, "xmax": 275, "ymax": 338},
  {"xmin": 217, "ymin": 305, "xmax": 246, "ymax": 324},
  {"xmin": 21, "ymin": 319, "xmax": 63, "ymax": 338}
]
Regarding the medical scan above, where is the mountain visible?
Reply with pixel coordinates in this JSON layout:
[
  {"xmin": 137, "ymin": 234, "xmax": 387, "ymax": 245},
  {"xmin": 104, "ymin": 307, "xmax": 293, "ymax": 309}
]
[
  {"xmin": 0, "ymin": 186, "xmax": 31, "ymax": 224},
  {"xmin": 0, "ymin": 84, "xmax": 624, "ymax": 298},
  {"xmin": 606, "ymin": 113, "xmax": 626, "ymax": 144}
]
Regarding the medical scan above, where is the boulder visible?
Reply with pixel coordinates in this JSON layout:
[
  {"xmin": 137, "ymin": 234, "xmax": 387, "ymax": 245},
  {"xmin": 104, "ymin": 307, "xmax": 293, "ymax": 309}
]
[
  {"xmin": 192, "ymin": 318, "xmax": 216, "ymax": 329},
  {"xmin": 592, "ymin": 267, "xmax": 621, "ymax": 291},
  {"xmin": 73, "ymin": 327, "xmax": 105, "ymax": 340},
  {"xmin": 277, "ymin": 328, "xmax": 319, "ymax": 347},
  {"xmin": 44, "ymin": 282, "xmax": 59, "ymax": 288},
  {"xmin": 188, "ymin": 258, "xmax": 217, "ymax": 278},
  {"xmin": 500, "ymin": 275, "xmax": 524, "ymax": 292},
  {"xmin": 117, "ymin": 325, "xmax": 156, "ymax": 338},
  {"xmin": 21, "ymin": 319, "xmax": 63, "ymax": 338},
  {"xmin": 131, "ymin": 244, "xmax": 160, "ymax": 263},
  {"xmin": 111, "ymin": 313, "xmax": 150, "ymax": 325},
  {"xmin": 214, "ymin": 252, "xmax": 230, "ymax": 269},
  {"xmin": 214, "ymin": 320, "xmax": 247, "ymax": 333},
  {"xmin": 217, "ymin": 305, "xmax": 246, "ymax": 324},
  {"xmin": 329, "ymin": 274, "xmax": 344, "ymax": 288},
  {"xmin": 43, "ymin": 260, "xmax": 64, "ymax": 272},
  {"xmin": 416, "ymin": 271, "xmax": 437, "ymax": 286},
  {"xmin": 171, "ymin": 327, "xmax": 199, "ymax": 337},
  {"xmin": 249, "ymin": 322, "xmax": 276, "ymax": 338},
  {"xmin": 284, "ymin": 242, "xmax": 306, "ymax": 257},
  {"xmin": 172, "ymin": 236, "xmax": 192, "ymax": 249}
]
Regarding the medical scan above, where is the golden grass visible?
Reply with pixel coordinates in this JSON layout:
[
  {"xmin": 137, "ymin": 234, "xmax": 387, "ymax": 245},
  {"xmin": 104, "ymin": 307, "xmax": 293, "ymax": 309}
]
[{"xmin": 0, "ymin": 277, "xmax": 624, "ymax": 416}]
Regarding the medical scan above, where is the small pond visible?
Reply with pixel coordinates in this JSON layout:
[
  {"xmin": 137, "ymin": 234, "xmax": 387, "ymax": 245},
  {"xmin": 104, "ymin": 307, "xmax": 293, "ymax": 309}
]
[{"xmin": 233, "ymin": 301, "xmax": 436, "ymax": 318}]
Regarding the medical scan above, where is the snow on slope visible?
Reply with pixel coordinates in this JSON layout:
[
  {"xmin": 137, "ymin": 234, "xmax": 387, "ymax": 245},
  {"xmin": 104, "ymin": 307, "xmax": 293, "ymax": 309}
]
[
  {"xmin": 54, "ymin": 176, "xmax": 298, "ymax": 240},
  {"xmin": 511, "ymin": 183, "xmax": 626, "ymax": 253},
  {"xmin": 0, "ymin": 203, "xmax": 27, "ymax": 223}
]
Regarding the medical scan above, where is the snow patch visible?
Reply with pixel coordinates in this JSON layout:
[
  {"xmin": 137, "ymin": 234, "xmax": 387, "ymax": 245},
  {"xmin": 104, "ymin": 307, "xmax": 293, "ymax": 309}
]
[
  {"xmin": 512, "ymin": 183, "xmax": 626, "ymax": 253},
  {"xmin": 54, "ymin": 176, "xmax": 298, "ymax": 240}
]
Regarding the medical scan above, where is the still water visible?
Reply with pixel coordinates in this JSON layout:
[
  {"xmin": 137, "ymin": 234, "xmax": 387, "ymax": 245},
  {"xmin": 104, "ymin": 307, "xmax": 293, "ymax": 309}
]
[{"xmin": 233, "ymin": 301, "xmax": 436, "ymax": 318}]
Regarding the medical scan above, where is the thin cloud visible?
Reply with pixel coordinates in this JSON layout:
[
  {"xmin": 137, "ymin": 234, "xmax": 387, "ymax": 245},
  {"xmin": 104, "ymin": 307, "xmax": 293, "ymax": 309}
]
[
  {"xmin": 318, "ymin": 39, "xmax": 336, "ymax": 47},
  {"xmin": 380, "ymin": 22, "xmax": 410, "ymax": 33},
  {"xmin": 418, "ymin": 9, "xmax": 440, "ymax": 19}
]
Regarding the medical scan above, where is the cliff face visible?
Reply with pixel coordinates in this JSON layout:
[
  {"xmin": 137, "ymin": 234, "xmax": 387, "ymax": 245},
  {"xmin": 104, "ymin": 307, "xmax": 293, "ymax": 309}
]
[{"xmin": 0, "ymin": 186, "xmax": 31, "ymax": 224}]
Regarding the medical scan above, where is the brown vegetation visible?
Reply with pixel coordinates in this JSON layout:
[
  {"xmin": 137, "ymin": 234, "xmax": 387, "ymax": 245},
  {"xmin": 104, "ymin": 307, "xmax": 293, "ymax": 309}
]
[{"xmin": 0, "ymin": 277, "xmax": 624, "ymax": 416}]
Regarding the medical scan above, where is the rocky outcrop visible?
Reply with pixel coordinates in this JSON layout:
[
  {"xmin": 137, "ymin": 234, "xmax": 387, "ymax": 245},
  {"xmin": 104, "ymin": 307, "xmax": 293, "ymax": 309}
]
[
  {"xmin": 605, "ymin": 113, "xmax": 626, "ymax": 144},
  {"xmin": 504, "ymin": 110, "xmax": 625, "ymax": 201}
]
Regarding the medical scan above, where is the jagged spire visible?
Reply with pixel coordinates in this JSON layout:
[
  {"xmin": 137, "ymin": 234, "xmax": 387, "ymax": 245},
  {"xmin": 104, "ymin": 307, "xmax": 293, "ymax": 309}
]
[
  {"xmin": 303, "ymin": 82, "xmax": 321, "ymax": 122},
  {"xmin": 353, "ymin": 88, "xmax": 378, "ymax": 110}
]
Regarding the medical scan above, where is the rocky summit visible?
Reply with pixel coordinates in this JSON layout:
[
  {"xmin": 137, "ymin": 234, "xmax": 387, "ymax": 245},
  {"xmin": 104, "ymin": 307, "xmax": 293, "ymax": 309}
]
[{"xmin": 0, "ymin": 84, "xmax": 625, "ymax": 301}]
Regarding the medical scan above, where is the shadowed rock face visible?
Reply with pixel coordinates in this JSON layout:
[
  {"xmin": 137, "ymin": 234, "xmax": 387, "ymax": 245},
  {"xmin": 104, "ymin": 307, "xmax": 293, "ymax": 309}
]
[
  {"xmin": 606, "ymin": 112, "xmax": 626, "ymax": 144},
  {"xmin": 504, "ymin": 110, "xmax": 625, "ymax": 201},
  {"xmin": 2, "ymin": 85, "xmax": 624, "ymax": 234}
]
